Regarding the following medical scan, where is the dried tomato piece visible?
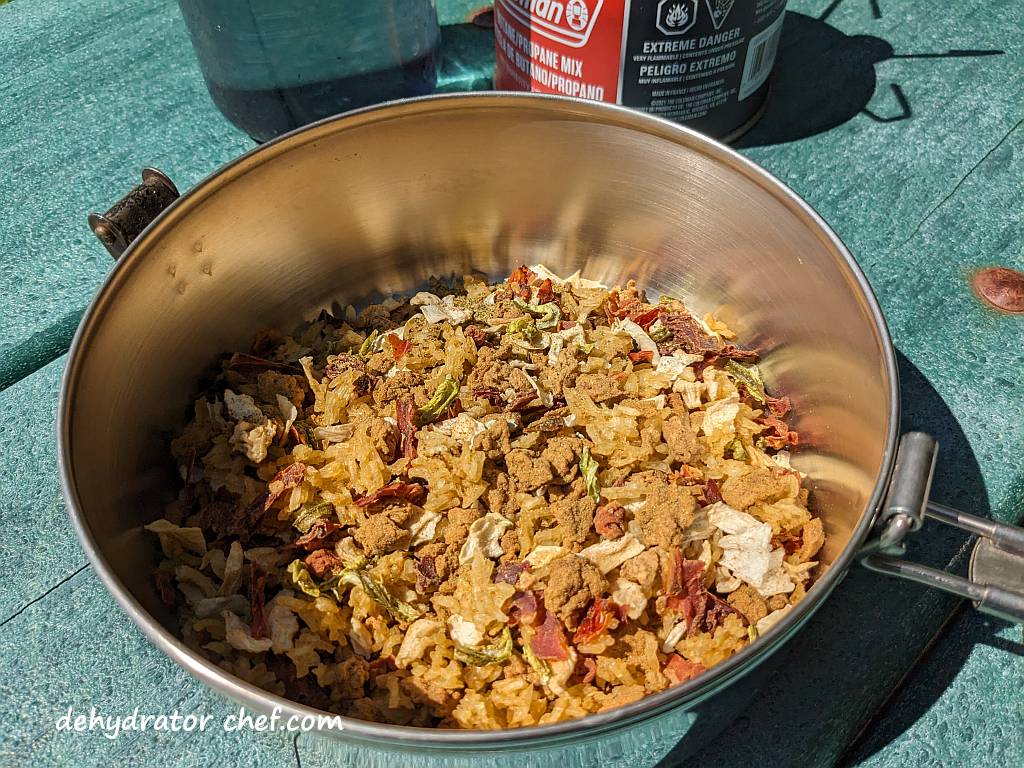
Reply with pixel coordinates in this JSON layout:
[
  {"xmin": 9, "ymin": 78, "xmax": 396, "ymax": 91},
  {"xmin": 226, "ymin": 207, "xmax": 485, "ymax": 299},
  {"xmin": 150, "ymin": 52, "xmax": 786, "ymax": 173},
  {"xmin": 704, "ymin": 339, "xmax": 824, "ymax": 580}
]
[
  {"xmin": 355, "ymin": 481, "xmax": 428, "ymax": 508},
  {"xmin": 663, "ymin": 552, "xmax": 741, "ymax": 636},
  {"xmin": 530, "ymin": 608, "xmax": 569, "ymax": 661},
  {"xmin": 508, "ymin": 265, "xmax": 535, "ymax": 299},
  {"xmin": 387, "ymin": 333, "xmax": 411, "ymax": 361},
  {"xmin": 759, "ymin": 415, "xmax": 800, "ymax": 450},
  {"xmin": 508, "ymin": 590, "xmax": 539, "ymax": 627},
  {"xmin": 263, "ymin": 462, "xmax": 307, "ymax": 512},
  {"xmin": 396, "ymin": 396, "xmax": 418, "ymax": 460},
  {"xmin": 508, "ymin": 265, "xmax": 536, "ymax": 287},
  {"xmin": 702, "ymin": 478, "xmax": 722, "ymax": 505},
  {"xmin": 536, "ymin": 278, "xmax": 555, "ymax": 305},
  {"xmin": 670, "ymin": 465, "xmax": 704, "ymax": 486},
  {"xmin": 703, "ymin": 593, "xmax": 741, "ymax": 633},
  {"xmin": 665, "ymin": 593, "xmax": 696, "ymax": 634},
  {"xmin": 766, "ymin": 395, "xmax": 792, "ymax": 418},
  {"xmin": 628, "ymin": 350, "xmax": 654, "ymax": 364},
  {"xmin": 573, "ymin": 598, "xmax": 619, "ymax": 645},
  {"xmin": 605, "ymin": 287, "xmax": 644, "ymax": 321},
  {"xmin": 631, "ymin": 307, "xmax": 662, "ymax": 330},
  {"xmin": 664, "ymin": 654, "xmax": 706, "ymax": 685},
  {"xmin": 465, "ymin": 325, "xmax": 487, "ymax": 345},
  {"xmin": 602, "ymin": 300, "xmax": 617, "ymax": 326},
  {"xmin": 293, "ymin": 518, "xmax": 344, "ymax": 551},
  {"xmin": 662, "ymin": 548, "xmax": 685, "ymax": 595}
]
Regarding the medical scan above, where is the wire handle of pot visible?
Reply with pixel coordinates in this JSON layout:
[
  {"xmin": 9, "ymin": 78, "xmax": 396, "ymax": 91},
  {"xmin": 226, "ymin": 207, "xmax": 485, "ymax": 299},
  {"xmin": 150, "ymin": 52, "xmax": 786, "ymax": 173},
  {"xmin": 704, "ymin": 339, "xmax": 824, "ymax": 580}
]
[
  {"xmin": 88, "ymin": 168, "xmax": 179, "ymax": 259},
  {"xmin": 860, "ymin": 432, "xmax": 1024, "ymax": 624}
]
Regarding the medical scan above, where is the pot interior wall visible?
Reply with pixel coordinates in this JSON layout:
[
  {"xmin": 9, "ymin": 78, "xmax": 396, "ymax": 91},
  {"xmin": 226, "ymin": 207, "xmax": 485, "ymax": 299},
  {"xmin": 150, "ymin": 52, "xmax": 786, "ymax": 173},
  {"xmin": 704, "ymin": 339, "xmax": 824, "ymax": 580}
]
[{"xmin": 66, "ymin": 96, "xmax": 894, "ymax": 631}]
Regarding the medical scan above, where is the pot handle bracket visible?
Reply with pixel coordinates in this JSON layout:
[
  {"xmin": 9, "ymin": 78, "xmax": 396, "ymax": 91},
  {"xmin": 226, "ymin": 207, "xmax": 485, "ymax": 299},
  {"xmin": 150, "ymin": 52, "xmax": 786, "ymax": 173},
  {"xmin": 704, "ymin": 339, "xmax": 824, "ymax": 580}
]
[
  {"xmin": 861, "ymin": 432, "xmax": 1024, "ymax": 623},
  {"xmin": 88, "ymin": 168, "xmax": 179, "ymax": 259}
]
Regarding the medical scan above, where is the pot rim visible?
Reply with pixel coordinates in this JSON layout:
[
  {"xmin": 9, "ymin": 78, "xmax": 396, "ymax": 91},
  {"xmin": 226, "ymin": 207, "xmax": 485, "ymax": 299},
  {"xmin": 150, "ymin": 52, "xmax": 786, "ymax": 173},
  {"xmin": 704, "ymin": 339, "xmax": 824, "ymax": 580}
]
[{"xmin": 58, "ymin": 91, "xmax": 900, "ymax": 748}]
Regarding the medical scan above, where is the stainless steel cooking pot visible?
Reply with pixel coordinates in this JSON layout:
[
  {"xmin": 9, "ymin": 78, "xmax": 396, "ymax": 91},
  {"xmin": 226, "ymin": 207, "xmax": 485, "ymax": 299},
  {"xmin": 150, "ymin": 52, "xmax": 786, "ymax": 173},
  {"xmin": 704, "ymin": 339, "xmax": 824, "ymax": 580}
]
[{"xmin": 61, "ymin": 93, "xmax": 1024, "ymax": 759}]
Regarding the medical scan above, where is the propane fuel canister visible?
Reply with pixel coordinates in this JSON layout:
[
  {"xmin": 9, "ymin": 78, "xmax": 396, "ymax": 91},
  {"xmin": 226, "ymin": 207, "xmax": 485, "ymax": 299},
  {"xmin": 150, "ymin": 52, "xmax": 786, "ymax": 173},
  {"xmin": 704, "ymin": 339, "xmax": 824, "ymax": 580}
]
[{"xmin": 493, "ymin": 0, "xmax": 787, "ymax": 140}]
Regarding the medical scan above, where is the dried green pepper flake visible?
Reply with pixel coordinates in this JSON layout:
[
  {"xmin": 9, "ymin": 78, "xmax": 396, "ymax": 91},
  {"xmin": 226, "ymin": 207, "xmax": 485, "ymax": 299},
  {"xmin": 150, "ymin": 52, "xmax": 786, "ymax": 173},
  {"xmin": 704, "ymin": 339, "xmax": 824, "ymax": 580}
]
[
  {"xmin": 579, "ymin": 444, "xmax": 601, "ymax": 503},
  {"xmin": 507, "ymin": 316, "xmax": 537, "ymax": 336},
  {"xmin": 291, "ymin": 557, "xmax": 421, "ymax": 622},
  {"xmin": 576, "ymin": 341, "xmax": 595, "ymax": 356},
  {"xmin": 648, "ymin": 320, "xmax": 671, "ymax": 343},
  {"xmin": 416, "ymin": 376, "xmax": 460, "ymax": 426},
  {"xmin": 454, "ymin": 626, "xmax": 513, "ymax": 665},
  {"xmin": 292, "ymin": 501, "xmax": 333, "ymax": 534},
  {"xmin": 521, "ymin": 637, "xmax": 552, "ymax": 683},
  {"xmin": 728, "ymin": 439, "xmax": 747, "ymax": 461},
  {"xmin": 724, "ymin": 361, "xmax": 767, "ymax": 404},
  {"xmin": 287, "ymin": 560, "xmax": 321, "ymax": 598},
  {"xmin": 506, "ymin": 314, "xmax": 551, "ymax": 349},
  {"xmin": 335, "ymin": 569, "xmax": 422, "ymax": 623},
  {"xmin": 357, "ymin": 329, "xmax": 380, "ymax": 359},
  {"xmin": 513, "ymin": 297, "xmax": 561, "ymax": 330}
]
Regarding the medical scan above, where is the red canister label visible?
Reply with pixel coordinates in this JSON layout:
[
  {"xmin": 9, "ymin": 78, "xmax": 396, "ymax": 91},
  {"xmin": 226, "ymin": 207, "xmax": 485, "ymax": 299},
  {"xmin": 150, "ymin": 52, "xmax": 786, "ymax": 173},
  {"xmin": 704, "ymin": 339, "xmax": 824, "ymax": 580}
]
[
  {"xmin": 493, "ymin": 0, "xmax": 788, "ymax": 138},
  {"xmin": 495, "ymin": 1, "xmax": 628, "ymax": 101}
]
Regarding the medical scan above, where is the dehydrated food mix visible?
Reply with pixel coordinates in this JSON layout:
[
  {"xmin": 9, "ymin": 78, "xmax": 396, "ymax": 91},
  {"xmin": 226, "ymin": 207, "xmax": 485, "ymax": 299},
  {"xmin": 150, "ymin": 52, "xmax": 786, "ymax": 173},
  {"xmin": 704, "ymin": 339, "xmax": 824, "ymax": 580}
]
[{"xmin": 148, "ymin": 265, "xmax": 822, "ymax": 728}]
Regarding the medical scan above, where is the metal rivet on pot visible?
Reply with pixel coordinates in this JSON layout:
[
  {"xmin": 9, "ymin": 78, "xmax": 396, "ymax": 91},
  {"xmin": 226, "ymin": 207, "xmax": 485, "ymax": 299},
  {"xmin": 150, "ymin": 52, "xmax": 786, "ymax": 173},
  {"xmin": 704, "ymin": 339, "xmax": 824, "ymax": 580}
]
[
  {"xmin": 93, "ymin": 222, "xmax": 112, "ymax": 243},
  {"xmin": 973, "ymin": 267, "xmax": 1024, "ymax": 314}
]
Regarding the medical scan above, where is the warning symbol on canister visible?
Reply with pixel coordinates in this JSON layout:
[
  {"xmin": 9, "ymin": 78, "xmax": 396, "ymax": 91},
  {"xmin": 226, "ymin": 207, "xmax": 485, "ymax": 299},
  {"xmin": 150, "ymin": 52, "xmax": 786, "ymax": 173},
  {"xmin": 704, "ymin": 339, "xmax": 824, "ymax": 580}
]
[
  {"xmin": 656, "ymin": 0, "xmax": 698, "ymax": 36},
  {"xmin": 704, "ymin": 0, "xmax": 736, "ymax": 30}
]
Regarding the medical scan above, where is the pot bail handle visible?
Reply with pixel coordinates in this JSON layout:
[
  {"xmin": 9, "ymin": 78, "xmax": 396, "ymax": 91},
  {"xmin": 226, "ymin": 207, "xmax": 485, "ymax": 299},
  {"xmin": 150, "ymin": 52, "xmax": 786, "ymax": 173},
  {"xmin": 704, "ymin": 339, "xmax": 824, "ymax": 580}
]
[
  {"xmin": 861, "ymin": 432, "xmax": 1024, "ymax": 623},
  {"xmin": 88, "ymin": 168, "xmax": 179, "ymax": 259}
]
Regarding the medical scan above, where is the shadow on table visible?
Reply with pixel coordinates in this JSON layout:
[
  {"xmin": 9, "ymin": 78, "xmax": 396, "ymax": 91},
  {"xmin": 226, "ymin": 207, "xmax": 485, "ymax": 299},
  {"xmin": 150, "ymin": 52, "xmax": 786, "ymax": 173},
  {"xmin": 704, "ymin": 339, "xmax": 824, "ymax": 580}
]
[
  {"xmin": 655, "ymin": 349, "xmax": 1015, "ymax": 768},
  {"xmin": 736, "ymin": 10, "xmax": 1003, "ymax": 148},
  {"xmin": 839, "ymin": 350, "xmax": 1024, "ymax": 764},
  {"xmin": 841, "ymin": 609, "xmax": 1024, "ymax": 766}
]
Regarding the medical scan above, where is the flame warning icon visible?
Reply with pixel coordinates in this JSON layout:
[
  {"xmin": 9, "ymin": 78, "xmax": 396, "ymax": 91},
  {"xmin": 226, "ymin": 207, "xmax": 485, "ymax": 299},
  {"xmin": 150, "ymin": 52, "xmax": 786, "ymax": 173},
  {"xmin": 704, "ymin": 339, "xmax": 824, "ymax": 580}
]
[{"xmin": 656, "ymin": 0, "xmax": 698, "ymax": 36}]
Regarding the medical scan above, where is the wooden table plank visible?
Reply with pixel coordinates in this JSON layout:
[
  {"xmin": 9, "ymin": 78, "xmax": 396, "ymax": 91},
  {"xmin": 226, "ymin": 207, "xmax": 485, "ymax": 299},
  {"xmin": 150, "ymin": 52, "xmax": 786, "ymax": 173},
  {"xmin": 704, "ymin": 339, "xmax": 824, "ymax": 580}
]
[{"xmin": 0, "ymin": 358, "xmax": 87, "ymax": 622}]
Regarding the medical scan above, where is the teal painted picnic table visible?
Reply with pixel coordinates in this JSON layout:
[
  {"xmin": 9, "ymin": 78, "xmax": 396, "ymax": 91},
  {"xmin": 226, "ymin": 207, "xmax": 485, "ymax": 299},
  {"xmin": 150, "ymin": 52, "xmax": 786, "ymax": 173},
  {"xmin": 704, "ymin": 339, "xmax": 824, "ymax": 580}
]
[{"xmin": 1, "ymin": 0, "xmax": 1022, "ymax": 766}]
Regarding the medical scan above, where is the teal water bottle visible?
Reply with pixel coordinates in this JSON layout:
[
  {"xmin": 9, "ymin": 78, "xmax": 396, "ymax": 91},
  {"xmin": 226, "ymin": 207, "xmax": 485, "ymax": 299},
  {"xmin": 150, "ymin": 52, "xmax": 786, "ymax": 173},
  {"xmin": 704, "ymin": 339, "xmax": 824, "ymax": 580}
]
[{"xmin": 178, "ymin": 0, "xmax": 441, "ymax": 142}]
